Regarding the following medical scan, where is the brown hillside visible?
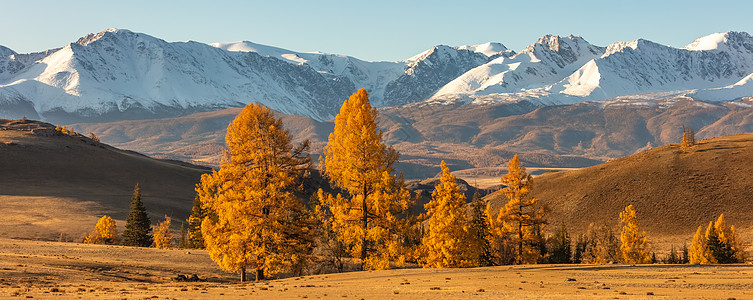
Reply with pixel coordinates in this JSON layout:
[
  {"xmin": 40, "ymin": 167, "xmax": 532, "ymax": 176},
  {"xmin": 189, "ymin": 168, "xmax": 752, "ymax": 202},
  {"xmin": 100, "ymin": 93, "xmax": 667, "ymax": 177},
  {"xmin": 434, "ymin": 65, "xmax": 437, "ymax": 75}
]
[
  {"xmin": 486, "ymin": 133, "xmax": 753, "ymax": 248},
  {"xmin": 0, "ymin": 119, "xmax": 209, "ymax": 241}
]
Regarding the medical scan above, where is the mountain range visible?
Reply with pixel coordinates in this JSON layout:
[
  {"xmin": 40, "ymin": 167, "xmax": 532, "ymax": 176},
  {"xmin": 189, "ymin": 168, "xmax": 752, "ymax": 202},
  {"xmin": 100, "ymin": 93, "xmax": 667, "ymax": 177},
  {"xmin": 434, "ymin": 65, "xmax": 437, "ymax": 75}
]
[{"xmin": 3, "ymin": 29, "xmax": 753, "ymax": 124}]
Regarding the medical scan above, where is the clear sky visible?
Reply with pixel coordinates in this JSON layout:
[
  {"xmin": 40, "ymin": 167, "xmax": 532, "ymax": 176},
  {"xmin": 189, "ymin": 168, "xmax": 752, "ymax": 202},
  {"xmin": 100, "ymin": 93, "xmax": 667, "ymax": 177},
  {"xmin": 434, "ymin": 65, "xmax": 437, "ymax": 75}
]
[{"xmin": 1, "ymin": 0, "xmax": 752, "ymax": 61}]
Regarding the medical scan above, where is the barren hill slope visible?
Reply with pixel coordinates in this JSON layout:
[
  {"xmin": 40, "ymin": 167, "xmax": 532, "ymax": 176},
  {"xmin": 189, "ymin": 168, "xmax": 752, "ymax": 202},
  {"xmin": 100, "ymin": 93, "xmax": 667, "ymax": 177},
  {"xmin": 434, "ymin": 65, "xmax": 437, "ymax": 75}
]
[
  {"xmin": 0, "ymin": 119, "xmax": 210, "ymax": 241},
  {"xmin": 487, "ymin": 133, "xmax": 753, "ymax": 247}
]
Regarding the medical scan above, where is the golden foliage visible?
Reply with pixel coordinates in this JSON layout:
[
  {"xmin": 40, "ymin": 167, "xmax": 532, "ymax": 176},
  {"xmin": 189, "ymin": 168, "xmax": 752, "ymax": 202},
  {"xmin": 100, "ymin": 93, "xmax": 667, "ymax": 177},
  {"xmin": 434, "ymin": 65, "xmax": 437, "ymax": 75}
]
[
  {"xmin": 689, "ymin": 224, "xmax": 713, "ymax": 264},
  {"xmin": 321, "ymin": 89, "xmax": 413, "ymax": 270},
  {"xmin": 422, "ymin": 161, "xmax": 474, "ymax": 268},
  {"xmin": 487, "ymin": 154, "xmax": 546, "ymax": 264},
  {"xmin": 198, "ymin": 103, "xmax": 313, "ymax": 281},
  {"xmin": 581, "ymin": 223, "xmax": 619, "ymax": 264},
  {"xmin": 618, "ymin": 205, "xmax": 651, "ymax": 264},
  {"xmin": 680, "ymin": 127, "xmax": 695, "ymax": 152},
  {"xmin": 689, "ymin": 214, "xmax": 744, "ymax": 264},
  {"xmin": 153, "ymin": 216, "xmax": 174, "ymax": 249},
  {"xmin": 84, "ymin": 215, "xmax": 118, "ymax": 245}
]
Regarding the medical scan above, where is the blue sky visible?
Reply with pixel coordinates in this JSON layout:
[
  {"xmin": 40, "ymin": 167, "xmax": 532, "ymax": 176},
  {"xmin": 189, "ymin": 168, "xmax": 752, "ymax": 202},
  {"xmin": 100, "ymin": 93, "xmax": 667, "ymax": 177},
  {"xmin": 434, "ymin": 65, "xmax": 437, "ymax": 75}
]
[{"xmin": 1, "ymin": 0, "xmax": 752, "ymax": 61}]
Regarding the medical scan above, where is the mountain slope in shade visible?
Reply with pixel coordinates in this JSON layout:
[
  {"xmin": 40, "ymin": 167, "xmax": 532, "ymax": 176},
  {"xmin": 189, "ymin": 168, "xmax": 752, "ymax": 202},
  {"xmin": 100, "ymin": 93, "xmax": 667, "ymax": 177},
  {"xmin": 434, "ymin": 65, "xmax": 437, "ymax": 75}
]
[{"xmin": 0, "ymin": 118, "xmax": 209, "ymax": 240}]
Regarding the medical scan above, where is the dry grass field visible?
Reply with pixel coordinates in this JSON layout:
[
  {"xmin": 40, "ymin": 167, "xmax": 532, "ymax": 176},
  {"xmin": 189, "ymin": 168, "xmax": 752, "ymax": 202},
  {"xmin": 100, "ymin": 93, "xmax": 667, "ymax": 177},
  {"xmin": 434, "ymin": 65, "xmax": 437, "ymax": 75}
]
[{"xmin": 1, "ymin": 238, "xmax": 752, "ymax": 299}]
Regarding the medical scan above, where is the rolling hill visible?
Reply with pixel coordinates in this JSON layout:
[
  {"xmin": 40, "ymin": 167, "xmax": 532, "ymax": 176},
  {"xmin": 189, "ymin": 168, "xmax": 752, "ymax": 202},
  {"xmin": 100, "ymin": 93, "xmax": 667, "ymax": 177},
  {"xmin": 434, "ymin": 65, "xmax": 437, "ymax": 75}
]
[
  {"xmin": 0, "ymin": 118, "xmax": 210, "ymax": 241},
  {"xmin": 485, "ymin": 132, "xmax": 753, "ymax": 248}
]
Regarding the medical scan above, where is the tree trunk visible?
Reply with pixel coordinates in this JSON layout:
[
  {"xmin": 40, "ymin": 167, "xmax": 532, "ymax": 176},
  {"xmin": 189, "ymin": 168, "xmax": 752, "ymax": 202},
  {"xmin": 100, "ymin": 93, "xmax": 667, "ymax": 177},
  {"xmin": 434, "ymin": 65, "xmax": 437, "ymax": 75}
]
[
  {"xmin": 255, "ymin": 267, "xmax": 265, "ymax": 281},
  {"xmin": 240, "ymin": 266, "xmax": 246, "ymax": 282},
  {"xmin": 518, "ymin": 203, "xmax": 523, "ymax": 264},
  {"xmin": 360, "ymin": 185, "xmax": 368, "ymax": 270}
]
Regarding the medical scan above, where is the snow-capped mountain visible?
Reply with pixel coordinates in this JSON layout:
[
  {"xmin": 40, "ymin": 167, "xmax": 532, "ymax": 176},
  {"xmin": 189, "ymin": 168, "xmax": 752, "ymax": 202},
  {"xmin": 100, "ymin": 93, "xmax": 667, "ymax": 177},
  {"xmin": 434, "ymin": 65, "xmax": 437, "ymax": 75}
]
[
  {"xmin": 2, "ymin": 29, "xmax": 753, "ymax": 123},
  {"xmin": 211, "ymin": 41, "xmax": 496, "ymax": 107},
  {"xmin": 210, "ymin": 41, "xmax": 406, "ymax": 107},
  {"xmin": 382, "ymin": 45, "xmax": 491, "ymax": 106},
  {"xmin": 556, "ymin": 32, "xmax": 753, "ymax": 99},
  {"xmin": 432, "ymin": 35, "xmax": 605, "ymax": 99},
  {"xmin": 0, "ymin": 29, "xmax": 357, "ymax": 122}
]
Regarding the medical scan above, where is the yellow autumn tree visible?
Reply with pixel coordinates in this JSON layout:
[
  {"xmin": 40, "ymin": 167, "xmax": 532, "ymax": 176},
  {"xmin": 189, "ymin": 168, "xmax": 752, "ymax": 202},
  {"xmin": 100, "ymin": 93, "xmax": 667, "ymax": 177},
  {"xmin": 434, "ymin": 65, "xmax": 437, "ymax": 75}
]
[
  {"xmin": 322, "ymin": 88, "xmax": 413, "ymax": 270},
  {"xmin": 618, "ymin": 205, "xmax": 651, "ymax": 264},
  {"xmin": 84, "ymin": 215, "xmax": 119, "ymax": 245},
  {"xmin": 488, "ymin": 154, "xmax": 546, "ymax": 264},
  {"xmin": 422, "ymin": 161, "xmax": 474, "ymax": 268},
  {"xmin": 689, "ymin": 225, "xmax": 710, "ymax": 264},
  {"xmin": 689, "ymin": 214, "xmax": 744, "ymax": 264},
  {"xmin": 198, "ymin": 103, "xmax": 315, "ymax": 282},
  {"xmin": 153, "ymin": 216, "xmax": 174, "ymax": 249},
  {"xmin": 709, "ymin": 214, "xmax": 744, "ymax": 263}
]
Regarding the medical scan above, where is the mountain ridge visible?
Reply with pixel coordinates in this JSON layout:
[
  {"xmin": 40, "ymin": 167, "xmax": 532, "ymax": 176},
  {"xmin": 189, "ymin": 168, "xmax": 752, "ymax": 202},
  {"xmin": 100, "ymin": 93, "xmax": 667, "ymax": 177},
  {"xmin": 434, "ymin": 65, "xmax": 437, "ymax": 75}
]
[{"xmin": 2, "ymin": 29, "xmax": 753, "ymax": 124}]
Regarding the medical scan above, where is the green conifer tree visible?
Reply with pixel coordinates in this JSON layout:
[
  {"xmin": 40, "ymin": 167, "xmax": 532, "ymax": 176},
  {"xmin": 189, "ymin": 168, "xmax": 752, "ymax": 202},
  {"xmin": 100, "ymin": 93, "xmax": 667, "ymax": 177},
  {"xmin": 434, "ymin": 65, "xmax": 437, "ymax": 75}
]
[
  {"xmin": 469, "ymin": 189, "xmax": 493, "ymax": 266},
  {"xmin": 179, "ymin": 223, "xmax": 188, "ymax": 248},
  {"xmin": 122, "ymin": 184, "xmax": 153, "ymax": 247},
  {"xmin": 187, "ymin": 194, "xmax": 207, "ymax": 248},
  {"xmin": 549, "ymin": 224, "xmax": 572, "ymax": 263}
]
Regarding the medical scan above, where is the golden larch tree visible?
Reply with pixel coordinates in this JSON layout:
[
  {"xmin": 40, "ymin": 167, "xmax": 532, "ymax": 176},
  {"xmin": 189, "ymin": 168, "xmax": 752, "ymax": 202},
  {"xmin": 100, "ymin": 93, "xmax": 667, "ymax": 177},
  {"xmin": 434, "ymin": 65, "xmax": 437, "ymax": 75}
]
[
  {"xmin": 689, "ymin": 224, "xmax": 713, "ymax": 264},
  {"xmin": 322, "ymin": 88, "xmax": 413, "ymax": 270},
  {"xmin": 154, "ymin": 215, "xmax": 174, "ymax": 249},
  {"xmin": 618, "ymin": 205, "xmax": 651, "ymax": 264},
  {"xmin": 710, "ymin": 214, "xmax": 743, "ymax": 263},
  {"xmin": 488, "ymin": 154, "xmax": 546, "ymax": 264},
  {"xmin": 422, "ymin": 161, "xmax": 474, "ymax": 268},
  {"xmin": 84, "ymin": 215, "xmax": 119, "ymax": 245},
  {"xmin": 198, "ymin": 103, "xmax": 314, "ymax": 282}
]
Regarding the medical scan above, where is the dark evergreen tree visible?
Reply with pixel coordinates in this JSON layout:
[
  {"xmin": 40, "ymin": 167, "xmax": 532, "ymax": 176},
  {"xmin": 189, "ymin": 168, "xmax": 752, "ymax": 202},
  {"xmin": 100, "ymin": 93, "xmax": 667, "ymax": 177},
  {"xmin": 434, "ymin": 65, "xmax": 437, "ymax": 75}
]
[
  {"xmin": 469, "ymin": 189, "xmax": 494, "ymax": 266},
  {"xmin": 681, "ymin": 243, "xmax": 689, "ymax": 264},
  {"xmin": 705, "ymin": 225, "xmax": 725, "ymax": 263},
  {"xmin": 187, "ymin": 193, "xmax": 207, "ymax": 248},
  {"xmin": 122, "ymin": 184, "xmax": 152, "ymax": 247},
  {"xmin": 178, "ymin": 223, "xmax": 188, "ymax": 248},
  {"xmin": 548, "ymin": 224, "xmax": 572, "ymax": 263},
  {"xmin": 573, "ymin": 233, "xmax": 588, "ymax": 264},
  {"xmin": 666, "ymin": 245, "xmax": 679, "ymax": 264}
]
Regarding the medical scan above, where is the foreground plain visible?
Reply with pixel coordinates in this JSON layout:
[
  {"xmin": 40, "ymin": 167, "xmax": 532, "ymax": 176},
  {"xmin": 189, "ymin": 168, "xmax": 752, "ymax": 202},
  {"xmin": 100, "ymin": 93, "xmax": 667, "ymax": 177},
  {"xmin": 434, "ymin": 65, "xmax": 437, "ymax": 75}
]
[{"xmin": 0, "ymin": 238, "xmax": 751, "ymax": 299}]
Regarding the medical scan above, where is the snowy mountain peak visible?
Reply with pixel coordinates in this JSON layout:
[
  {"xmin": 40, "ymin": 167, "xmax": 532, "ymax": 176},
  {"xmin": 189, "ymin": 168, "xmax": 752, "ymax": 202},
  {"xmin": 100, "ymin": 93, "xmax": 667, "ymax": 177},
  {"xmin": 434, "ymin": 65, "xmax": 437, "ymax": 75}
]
[
  {"xmin": 683, "ymin": 31, "xmax": 753, "ymax": 53},
  {"xmin": 0, "ymin": 45, "xmax": 16, "ymax": 57},
  {"xmin": 603, "ymin": 39, "xmax": 668, "ymax": 56},
  {"xmin": 74, "ymin": 28, "xmax": 125, "ymax": 46},
  {"xmin": 456, "ymin": 42, "xmax": 509, "ymax": 57}
]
